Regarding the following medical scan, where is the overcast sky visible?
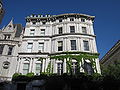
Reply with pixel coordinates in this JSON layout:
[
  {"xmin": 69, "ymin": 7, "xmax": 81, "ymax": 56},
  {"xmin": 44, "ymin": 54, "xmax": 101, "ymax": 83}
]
[{"xmin": 1, "ymin": 0, "xmax": 120, "ymax": 59}]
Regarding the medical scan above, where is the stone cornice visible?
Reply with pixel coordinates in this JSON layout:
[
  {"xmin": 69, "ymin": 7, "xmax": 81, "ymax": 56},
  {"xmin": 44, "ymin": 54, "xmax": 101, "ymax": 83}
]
[{"xmin": 23, "ymin": 33, "xmax": 96, "ymax": 39}]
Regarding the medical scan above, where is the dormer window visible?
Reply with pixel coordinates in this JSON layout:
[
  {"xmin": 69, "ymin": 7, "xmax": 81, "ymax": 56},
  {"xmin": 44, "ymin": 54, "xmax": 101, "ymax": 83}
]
[
  {"xmin": 70, "ymin": 18, "xmax": 74, "ymax": 21},
  {"xmin": 59, "ymin": 19, "xmax": 62, "ymax": 22},
  {"xmin": 32, "ymin": 22, "xmax": 36, "ymax": 25},
  {"xmin": 81, "ymin": 18, "xmax": 85, "ymax": 22},
  {"xmin": 42, "ymin": 22, "xmax": 46, "ymax": 25},
  {"xmin": 4, "ymin": 34, "xmax": 11, "ymax": 40}
]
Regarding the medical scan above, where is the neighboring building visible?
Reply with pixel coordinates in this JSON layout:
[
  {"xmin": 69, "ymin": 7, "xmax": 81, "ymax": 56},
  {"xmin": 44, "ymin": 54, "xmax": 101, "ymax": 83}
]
[
  {"xmin": 17, "ymin": 13, "xmax": 101, "ymax": 76},
  {"xmin": 0, "ymin": 0, "xmax": 4, "ymax": 24},
  {"xmin": 0, "ymin": 19, "xmax": 23, "ymax": 81},
  {"xmin": 100, "ymin": 40, "xmax": 120, "ymax": 66}
]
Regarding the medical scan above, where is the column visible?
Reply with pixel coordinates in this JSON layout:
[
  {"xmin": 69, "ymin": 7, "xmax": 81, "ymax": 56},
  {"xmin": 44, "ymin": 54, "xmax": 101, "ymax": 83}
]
[
  {"xmin": 29, "ymin": 58, "xmax": 33, "ymax": 73},
  {"xmin": 63, "ymin": 58, "xmax": 67, "ymax": 73}
]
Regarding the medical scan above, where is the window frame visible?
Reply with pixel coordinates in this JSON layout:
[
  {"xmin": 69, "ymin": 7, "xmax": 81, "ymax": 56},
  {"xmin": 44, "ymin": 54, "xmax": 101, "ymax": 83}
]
[
  {"xmin": 70, "ymin": 26, "xmax": 75, "ymax": 33},
  {"xmin": 58, "ymin": 41, "xmax": 63, "ymax": 51},
  {"xmin": 83, "ymin": 40, "xmax": 90, "ymax": 51},
  {"xmin": 70, "ymin": 40, "xmax": 76, "ymax": 50}
]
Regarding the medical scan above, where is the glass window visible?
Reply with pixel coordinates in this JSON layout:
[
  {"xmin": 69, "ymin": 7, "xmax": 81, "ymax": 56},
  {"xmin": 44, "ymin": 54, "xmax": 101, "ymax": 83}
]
[
  {"xmin": 71, "ymin": 40, "xmax": 76, "ymax": 50},
  {"xmin": 4, "ymin": 34, "xmax": 11, "ymax": 39},
  {"xmin": 81, "ymin": 18, "xmax": 85, "ymax": 22},
  {"xmin": 58, "ymin": 27, "xmax": 63, "ymax": 34},
  {"xmin": 72, "ymin": 62, "xmax": 77, "ymax": 74},
  {"xmin": 82, "ymin": 27, "xmax": 87, "ymax": 34},
  {"xmin": 35, "ymin": 63, "xmax": 42, "ymax": 75},
  {"xmin": 58, "ymin": 41, "xmax": 63, "ymax": 51},
  {"xmin": 38, "ymin": 43, "xmax": 44, "ymax": 52},
  {"xmin": 59, "ymin": 19, "xmax": 62, "ymax": 22},
  {"xmin": 0, "ymin": 44, "xmax": 4, "ymax": 55},
  {"xmin": 8, "ymin": 46, "xmax": 13, "ymax": 55},
  {"xmin": 70, "ymin": 26, "xmax": 75, "ymax": 33},
  {"xmin": 23, "ymin": 63, "xmax": 29, "ymax": 75},
  {"xmin": 70, "ymin": 18, "xmax": 74, "ymax": 21},
  {"xmin": 57, "ymin": 62, "xmax": 63, "ymax": 75},
  {"xmin": 41, "ymin": 29, "xmax": 45, "ymax": 35},
  {"xmin": 83, "ymin": 41, "xmax": 89, "ymax": 51},
  {"xmin": 83, "ymin": 61, "xmax": 94, "ymax": 75},
  {"xmin": 27, "ymin": 43, "xmax": 33, "ymax": 52},
  {"xmin": 30, "ymin": 29, "xmax": 35, "ymax": 36},
  {"xmin": 42, "ymin": 22, "xmax": 46, "ymax": 25},
  {"xmin": 32, "ymin": 22, "xmax": 36, "ymax": 25}
]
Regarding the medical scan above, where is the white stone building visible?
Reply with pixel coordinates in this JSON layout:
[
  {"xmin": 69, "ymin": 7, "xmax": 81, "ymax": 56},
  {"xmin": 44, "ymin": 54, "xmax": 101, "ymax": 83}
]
[
  {"xmin": 0, "ymin": 20, "xmax": 23, "ymax": 81},
  {"xmin": 17, "ymin": 13, "xmax": 101, "ymax": 76}
]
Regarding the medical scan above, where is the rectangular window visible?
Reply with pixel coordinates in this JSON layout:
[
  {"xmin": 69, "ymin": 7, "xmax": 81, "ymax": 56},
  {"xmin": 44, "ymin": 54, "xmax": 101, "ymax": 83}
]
[
  {"xmin": 58, "ymin": 41, "xmax": 63, "ymax": 51},
  {"xmin": 8, "ymin": 46, "xmax": 13, "ymax": 55},
  {"xmin": 23, "ymin": 63, "xmax": 29, "ymax": 75},
  {"xmin": 57, "ymin": 62, "xmax": 63, "ymax": 75},
  {"xmin": 58, "ymin": 27, "xmax": 63, "ymax": 34},
  {"xmin": 71, "ymin": 40, "xmax": 76, "ymax": 50},
  {"xmin": 81, "ymin": 18, "xmax": 85, "ymax": 22},
  {"xmin": 30, "ymin": 29, "xmax": 35, "ymax": 36},
  {"xmin": 0, "ymin": 45, "xmax": 4, "ymax": 55},
  {"xmin": 83, "ymin": 41, "xmax": 89, "ymax": 51},
  {"xmin": 70, "ymin": 26, "xmax": 75, "ymax": 33},
  {"xmin": 41, "ymin": 29, "xmax": 45, "ymax": 35},
  {"xmin": 27, "ymin": 43, "xmax": 33, "ymax": 52},
  {"xmin": 82, "ymin": 27, "xmax": 87, "ymax": 34},
  {"xmin": 35, "ymin": 63, "xmax": 42, "ymax": 75},
  {"xmin": 38, "ymin": 43, "xmax": 44, "ymax": 52}
]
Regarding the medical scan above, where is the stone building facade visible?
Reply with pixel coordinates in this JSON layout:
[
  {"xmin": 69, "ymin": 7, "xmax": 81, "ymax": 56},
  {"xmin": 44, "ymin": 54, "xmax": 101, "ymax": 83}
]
[
  {"xmin": 17, "ymin": 13, "xmax": 101, "ymax": 76},
  {"xmin": 0, "ymin": 20, "xmax": 23, "ymax": 81}
]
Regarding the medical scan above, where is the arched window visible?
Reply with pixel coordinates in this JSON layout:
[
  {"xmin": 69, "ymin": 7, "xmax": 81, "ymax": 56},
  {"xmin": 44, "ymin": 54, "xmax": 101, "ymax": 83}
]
[
  {"xmin": 35, "ymin": 61, "xmax": 42, "ymax": 75},
  {"xmin": 83, "ymin": 60, "xmax": 94, "ymax": 75},
  {"xmin": 71, "ymin": 59, "xmax": 78, "ymax": 74},
  {"xmin": 57, "ymin": 60, "xmax": 63, "ymax": 75},
  {"xmin": 23, "ymin": 60, "xmax": 30, "ymax": 75}
]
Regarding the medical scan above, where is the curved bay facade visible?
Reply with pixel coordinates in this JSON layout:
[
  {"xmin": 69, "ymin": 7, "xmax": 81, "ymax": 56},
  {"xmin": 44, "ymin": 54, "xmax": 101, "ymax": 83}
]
[{"xmin": 17, "ymin": 13, "xmax": 101, "ymax": 76}]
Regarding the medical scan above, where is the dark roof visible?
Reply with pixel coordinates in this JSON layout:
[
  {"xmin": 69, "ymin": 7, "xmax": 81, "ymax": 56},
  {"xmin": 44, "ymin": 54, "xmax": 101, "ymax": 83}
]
[
  {"xmin": 100, "ymin": 40, "xmax": 120, "ymax": 64},
  {"xmin": 14, "ymin": 24, "xmax": 23, "ymax": 37}
]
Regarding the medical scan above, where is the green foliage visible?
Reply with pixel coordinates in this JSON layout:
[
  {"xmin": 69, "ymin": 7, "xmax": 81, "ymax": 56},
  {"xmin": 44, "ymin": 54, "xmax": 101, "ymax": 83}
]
[
  {"xmin": 12, "ymin": 73, "xmax": 22, "ymax": 78},
  {"xmin": 101, "ymin": 60, "xmax": 120, "ymax": 80},
  {"xmin": 26, "ymin": 72, "xmax": 34, "ymax": 77}
]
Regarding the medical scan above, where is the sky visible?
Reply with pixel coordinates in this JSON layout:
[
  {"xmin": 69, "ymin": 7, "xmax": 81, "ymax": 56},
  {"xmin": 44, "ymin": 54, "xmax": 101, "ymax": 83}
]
[{"xmin": 1, "ymin": 0, "xmax": 120, "ymax": 59}]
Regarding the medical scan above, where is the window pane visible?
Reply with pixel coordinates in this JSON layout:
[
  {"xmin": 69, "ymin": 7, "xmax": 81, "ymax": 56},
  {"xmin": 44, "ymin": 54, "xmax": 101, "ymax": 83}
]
[
  {"xmin": 70, "ymin": 26, "xmax": 75, "ymax": 33},
  {"xmin": 8, "ymin": 46, "xmax": 13, "ymax": 55},
  {"xmin": 36, "ymin": 63, "xmax": 42, "ymax": 75},
  {"xmin": 57, "ymin": 62, "xmax": 63, "ymax": 75},
  {"xmin": 41, "ymin": 29, "xmax": 45, "ymax": 35},
  {"xmin": 0, "ymin": 45, "xmax": 4, "ymax": 54},
  {"xmin": 58, "ymin": 27, "xmax": 63, "ymax": 34},
  {"xmin": 82, "ymin": 27, "xmax": 87, "ymax": 34},
  {"xmin": 23, "ymin": 63, "xmax": 29, "ymax": 75},
  {"xmin": 27, "ymin": 43, "xmax": 33, "ymax": 52},
  {"xmin": 39, "ymin": 43, "xmax": 44, "ymax": 52},
  {"xmin": 83, "ymin": 41, "xmax": 89, "ymax": 51},
  {"xmin": 58, "ymin": 41, "xmax": 63, "ymax": 51},
  {"xmin": 30, "ymin": 29, "xmax": 35, "ymax": 36},
  {"xmin": 71, "ymin": 40, "xmax": 76, "ymax": 50}
]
